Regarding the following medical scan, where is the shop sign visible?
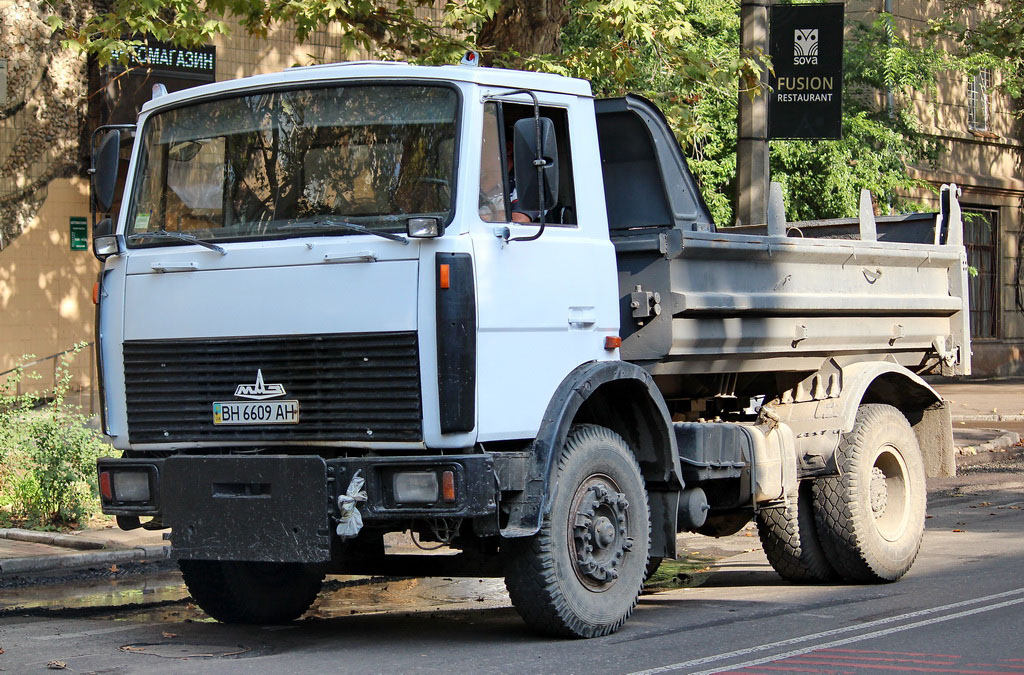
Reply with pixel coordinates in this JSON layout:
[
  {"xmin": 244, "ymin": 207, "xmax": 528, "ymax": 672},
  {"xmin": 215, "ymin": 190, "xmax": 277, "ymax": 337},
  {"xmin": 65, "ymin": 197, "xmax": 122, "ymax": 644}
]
[
  {"xmin": 768, "ymin": 3, "xmax": 845, "ymax": 139},
  {"xmin": 108, "ymin": 41, "xmax": 216, "ymax": 77}
]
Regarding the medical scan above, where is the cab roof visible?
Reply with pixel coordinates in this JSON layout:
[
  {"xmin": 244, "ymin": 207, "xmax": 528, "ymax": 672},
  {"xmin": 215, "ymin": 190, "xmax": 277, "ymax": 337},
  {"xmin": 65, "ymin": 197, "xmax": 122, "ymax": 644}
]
[{"xmin": 139, "ymin": 61, "xmax": 593, "ymax": 115}]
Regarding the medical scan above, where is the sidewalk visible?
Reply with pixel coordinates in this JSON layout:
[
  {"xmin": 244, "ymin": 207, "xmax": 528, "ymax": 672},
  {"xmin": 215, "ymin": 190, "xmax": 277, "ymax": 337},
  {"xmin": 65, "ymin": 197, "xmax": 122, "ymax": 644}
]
[
  {"xmin": 931, "ymin": 377, "xmax": 1024, "ymax": 422},
  {"xmin": 0, "ymin": 525, "xmax": 168, "ymax": 576},
  {"xmin": 2, "ymin": 380, "xmax": 1020, "ymax": 578}
]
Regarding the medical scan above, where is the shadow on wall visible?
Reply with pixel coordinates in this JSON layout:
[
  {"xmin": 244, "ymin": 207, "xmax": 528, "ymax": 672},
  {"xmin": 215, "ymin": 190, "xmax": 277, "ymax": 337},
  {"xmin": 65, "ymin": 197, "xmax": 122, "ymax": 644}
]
[
  {"xmin": 970, "ymin": 342, "xmax": 1024, "ymax": 378},
  {"xmin": 0, "ymin": 177, "xmax": 99, "ymax": 387}
]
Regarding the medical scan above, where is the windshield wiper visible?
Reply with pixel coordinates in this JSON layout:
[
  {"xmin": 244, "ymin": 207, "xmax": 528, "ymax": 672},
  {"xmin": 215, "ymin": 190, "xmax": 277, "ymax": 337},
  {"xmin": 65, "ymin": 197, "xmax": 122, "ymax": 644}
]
[
  {"xmin": 281, "ymin": 217, "xmax": 409, "ymax": 244},
  {"xmin": 127, "ymin": 230, "xmax": 227, "ymax": 255}
]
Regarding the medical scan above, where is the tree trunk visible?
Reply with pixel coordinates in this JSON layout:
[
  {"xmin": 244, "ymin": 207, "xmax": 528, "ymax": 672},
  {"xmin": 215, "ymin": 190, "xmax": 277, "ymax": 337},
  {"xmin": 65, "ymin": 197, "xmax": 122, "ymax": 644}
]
[{"xmin": 477, "ymin": 0, "xmax": 570, "ymax": 64}]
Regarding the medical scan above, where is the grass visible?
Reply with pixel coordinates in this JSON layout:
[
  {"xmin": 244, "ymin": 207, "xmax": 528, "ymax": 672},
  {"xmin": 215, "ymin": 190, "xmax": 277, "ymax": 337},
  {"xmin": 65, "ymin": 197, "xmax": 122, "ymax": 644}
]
[{"xmin": 643, "ymin": 555, "xmax": 718, "ymax": 591}]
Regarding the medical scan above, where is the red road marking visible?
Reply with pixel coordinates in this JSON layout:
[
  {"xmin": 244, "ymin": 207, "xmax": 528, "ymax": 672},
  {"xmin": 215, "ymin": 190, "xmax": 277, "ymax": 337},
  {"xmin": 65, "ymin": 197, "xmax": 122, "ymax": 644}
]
[
  {"xmin": 728, "ymin": 667, "xmax": 844, "ymax": 673},
  {"xmin": 783, "ymin": 658, "xmax": 1020, "ymax": 674},
  {"xmin": 821, "ymin": 650, "xmax": 963, "ymax": 659},
  {"xmin": 803, "ymin": 654, "xmax": 958, "ymax": 666}
]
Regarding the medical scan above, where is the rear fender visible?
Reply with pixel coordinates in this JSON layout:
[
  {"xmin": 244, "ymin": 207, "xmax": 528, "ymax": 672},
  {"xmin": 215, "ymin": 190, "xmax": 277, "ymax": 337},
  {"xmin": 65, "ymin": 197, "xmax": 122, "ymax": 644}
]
[{"xmin": 770, "ymin": 360, "xmax": 952, "ymax": 478}]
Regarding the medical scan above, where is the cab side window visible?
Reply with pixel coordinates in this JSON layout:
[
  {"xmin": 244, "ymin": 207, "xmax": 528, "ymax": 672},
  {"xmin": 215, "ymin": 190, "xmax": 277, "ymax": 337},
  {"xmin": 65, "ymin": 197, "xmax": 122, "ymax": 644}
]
[
  {"xmin": 502, "ymin": 102, "xmax": 577, "ymax": 226},
  {"xmin": 476, "ymin": 99, "xmax": 578, "ymax": 226}
]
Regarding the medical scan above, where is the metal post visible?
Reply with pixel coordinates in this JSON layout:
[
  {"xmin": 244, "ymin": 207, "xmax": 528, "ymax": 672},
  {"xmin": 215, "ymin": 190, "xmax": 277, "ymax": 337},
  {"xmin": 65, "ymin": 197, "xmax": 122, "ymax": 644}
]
[{"xmin": 736, "ymin": 0, "xmax": 771, "ymax": 226}]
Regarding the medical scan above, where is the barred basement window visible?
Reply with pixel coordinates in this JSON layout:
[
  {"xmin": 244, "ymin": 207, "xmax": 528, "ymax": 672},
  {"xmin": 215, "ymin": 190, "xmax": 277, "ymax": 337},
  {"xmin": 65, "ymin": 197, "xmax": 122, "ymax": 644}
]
[
  {"xmin": 968, "ymin": 68, "xmax": 991, "ymax": 132},
  {"xmin": 963, "ymin": 208, "xmax": 998, "ymax": 339}
]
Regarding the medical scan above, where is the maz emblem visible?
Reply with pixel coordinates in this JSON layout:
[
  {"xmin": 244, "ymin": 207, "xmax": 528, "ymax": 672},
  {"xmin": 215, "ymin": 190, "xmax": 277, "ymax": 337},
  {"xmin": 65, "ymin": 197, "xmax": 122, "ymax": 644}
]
[{"xmin": 234, "ymin": 369, "xmax": 286, "ymax": 400}]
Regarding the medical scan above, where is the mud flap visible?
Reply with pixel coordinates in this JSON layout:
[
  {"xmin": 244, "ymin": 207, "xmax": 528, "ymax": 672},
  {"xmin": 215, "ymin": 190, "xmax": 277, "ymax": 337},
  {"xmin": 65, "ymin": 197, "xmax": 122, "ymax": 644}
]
[{"xmin": 163, "ymin": 455, "xmax": 331, "ymax": 563}]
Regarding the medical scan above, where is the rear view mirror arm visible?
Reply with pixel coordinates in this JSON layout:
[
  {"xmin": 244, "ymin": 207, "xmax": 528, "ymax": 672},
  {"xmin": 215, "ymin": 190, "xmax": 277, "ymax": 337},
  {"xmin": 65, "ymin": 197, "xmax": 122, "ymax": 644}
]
[{"xmin": 487, "ymin": 89, "xmax": 547, "ymax": 243}]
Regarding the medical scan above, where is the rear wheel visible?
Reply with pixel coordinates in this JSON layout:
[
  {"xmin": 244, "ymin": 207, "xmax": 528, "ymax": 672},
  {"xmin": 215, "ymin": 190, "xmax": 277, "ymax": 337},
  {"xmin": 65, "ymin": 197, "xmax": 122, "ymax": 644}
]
[
  {"xmin": 756, "ymin": 481, "xmax": 837, "ymax": 583},
  {"xmin": 179, "ymin": 559, "xmax": 324, "ymax": 624},
  {"xmin": 504, "ymin": 424, "xmax": 650, "ymax": 638},
  {"xmin": 813, "ymin": 404, "xmax": 926, "ymax": 582}
]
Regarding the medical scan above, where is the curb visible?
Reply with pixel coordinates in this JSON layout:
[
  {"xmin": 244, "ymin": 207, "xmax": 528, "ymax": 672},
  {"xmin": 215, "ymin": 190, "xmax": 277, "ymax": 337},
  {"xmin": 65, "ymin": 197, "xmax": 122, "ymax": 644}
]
[
  {"xmin": 0, "ymin": 528, "xmax": 106, "ymax": 551},
  {"xmin": 0, "ymin": 544, "xmax": 169, "ymax": 576},
  {"xmin": 956, "ymin": 430, "xmax": 1022, "ymax": 458},
  {"xmin": 952, "ymin": 414, "xmax": 1024, "ymax": 422}
]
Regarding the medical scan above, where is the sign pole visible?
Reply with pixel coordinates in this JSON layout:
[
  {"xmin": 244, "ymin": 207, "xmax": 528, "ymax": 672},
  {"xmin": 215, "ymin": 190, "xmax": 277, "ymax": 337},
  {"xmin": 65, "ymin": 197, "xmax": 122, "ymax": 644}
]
[{"xmin": 736, "ymin": 0, "xmax": 771, "ymax": 227}]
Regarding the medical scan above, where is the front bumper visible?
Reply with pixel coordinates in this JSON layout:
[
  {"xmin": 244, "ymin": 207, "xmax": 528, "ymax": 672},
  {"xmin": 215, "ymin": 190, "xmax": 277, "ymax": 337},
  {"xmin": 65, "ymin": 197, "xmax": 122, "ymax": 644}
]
[{"xmin": 97, "ymin": 453, "xmax": 501, "ymax": 562}]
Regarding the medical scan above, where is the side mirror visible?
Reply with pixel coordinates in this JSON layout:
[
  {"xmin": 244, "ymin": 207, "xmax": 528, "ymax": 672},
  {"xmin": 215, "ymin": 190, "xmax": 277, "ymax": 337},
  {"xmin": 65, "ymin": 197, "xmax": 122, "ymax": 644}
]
[
  {"xmin": 93, "ymin": 217, "xmax": 118, "ymax": 261},
  {"xmin": 92, "ymin": 130, "xmax": 121, "ymax": 213},
  {"xmin": 513, "ymin": 117, "xmax": 559, "ymax": 214}
]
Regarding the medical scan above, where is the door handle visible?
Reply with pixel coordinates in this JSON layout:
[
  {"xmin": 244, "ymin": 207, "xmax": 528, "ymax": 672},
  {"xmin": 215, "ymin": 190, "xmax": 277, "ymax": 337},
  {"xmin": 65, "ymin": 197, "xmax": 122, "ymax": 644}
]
[
  {"xmin": 151, "ymin": 262, "xmax": 198, "ymax": 272},
  {"xmin": 323, "ymin": 251, "xmax": 377, "ymax": 264}
]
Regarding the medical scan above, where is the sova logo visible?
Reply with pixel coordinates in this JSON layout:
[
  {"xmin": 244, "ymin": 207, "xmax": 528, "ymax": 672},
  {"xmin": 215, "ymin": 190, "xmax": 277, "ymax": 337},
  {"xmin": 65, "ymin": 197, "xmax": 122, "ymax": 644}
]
[{"xmin": 794, "ymin": 29, "xmax": 819, "ymax": 65}]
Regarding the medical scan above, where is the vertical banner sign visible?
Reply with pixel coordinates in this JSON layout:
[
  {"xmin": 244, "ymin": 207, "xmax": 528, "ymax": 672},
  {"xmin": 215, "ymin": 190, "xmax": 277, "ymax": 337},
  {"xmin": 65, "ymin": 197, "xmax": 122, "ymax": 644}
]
[
  {"xmin": 768, "ymin": 3, "xmax": 845, "ymax": 139},
  {"xmin": 70, "ymin": 217, "xmax": 88, "ymax": 251}
]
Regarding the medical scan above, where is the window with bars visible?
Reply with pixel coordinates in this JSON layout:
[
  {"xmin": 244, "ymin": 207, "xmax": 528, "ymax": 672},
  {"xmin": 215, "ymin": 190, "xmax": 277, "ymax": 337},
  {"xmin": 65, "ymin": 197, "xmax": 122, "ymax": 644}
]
[
  {"xmin": 968, "ymin": 68, "xmax": 992, "ymax": 132},
  {"xmin": 963, "ymin": 208, "xmax": 998, "ymax": 338}
]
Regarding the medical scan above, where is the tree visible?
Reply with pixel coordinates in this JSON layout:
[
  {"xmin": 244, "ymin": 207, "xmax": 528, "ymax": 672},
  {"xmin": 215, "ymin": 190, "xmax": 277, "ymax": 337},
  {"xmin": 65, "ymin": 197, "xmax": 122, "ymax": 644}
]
[
  {"xmin": 47, "ymin": 1, "xmax": 992, "ymax": 225},
  {"xmin": 769, "ymin": 14, "xmax": 949, "ymax": 222},
  {"xmin": 929, "ymin": 0, "xmax": 1024, "ymax": 105}
]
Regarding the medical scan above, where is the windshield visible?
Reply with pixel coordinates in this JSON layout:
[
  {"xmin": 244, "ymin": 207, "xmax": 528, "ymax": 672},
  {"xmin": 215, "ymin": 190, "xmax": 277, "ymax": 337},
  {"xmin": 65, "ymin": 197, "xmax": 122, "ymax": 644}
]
[{"xmin": 127, "ymin": 84, "xmax": 458, "ymax": 246}]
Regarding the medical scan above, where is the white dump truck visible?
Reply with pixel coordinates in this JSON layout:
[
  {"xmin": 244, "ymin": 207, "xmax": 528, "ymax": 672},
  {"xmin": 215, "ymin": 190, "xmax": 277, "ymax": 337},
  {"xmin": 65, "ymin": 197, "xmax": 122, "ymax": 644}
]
[{"xmin": 89, "ymin": 59, "xmax": 970, "ymax": 638}]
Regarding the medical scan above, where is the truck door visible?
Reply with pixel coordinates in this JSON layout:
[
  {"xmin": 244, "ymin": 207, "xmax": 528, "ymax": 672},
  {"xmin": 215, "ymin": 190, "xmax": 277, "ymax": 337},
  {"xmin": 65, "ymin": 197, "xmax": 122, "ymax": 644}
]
[{"xmin": 470, "ymin": 93, "xmax": 620, "ymax": 442}]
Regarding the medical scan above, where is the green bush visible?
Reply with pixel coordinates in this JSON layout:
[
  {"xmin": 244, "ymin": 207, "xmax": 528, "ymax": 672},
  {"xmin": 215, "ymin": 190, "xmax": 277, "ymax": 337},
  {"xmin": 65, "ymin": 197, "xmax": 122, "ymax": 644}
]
[{"xmin": 0, "ymin": 346, "xmax": 110, "ymax": 527}]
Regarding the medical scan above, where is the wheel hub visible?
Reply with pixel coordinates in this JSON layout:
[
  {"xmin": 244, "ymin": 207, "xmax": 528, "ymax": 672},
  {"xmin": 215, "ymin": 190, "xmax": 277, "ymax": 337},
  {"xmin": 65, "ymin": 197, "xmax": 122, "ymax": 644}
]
[
  {"xmin": 571, "ymin": 482, "xmax": 633, "ymax": 589},
  {"xmin": 870, "ymin": 466, "xmax": 888, "ymax": 515}
]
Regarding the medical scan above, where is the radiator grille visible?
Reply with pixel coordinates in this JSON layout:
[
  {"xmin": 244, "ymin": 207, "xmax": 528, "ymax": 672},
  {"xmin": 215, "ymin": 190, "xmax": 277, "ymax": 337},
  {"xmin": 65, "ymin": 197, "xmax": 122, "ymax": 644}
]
[{"xmin": 123, "ymin": 332, "xmax": 422, "ymax": 444}]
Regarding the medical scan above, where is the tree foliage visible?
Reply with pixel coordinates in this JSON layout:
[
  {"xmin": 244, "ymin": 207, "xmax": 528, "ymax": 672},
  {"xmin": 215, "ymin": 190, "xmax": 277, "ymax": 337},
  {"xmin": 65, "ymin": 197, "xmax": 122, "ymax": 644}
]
[
  {"xmin": 46, "ymin": 0, "xmax": 1000, "ymax": 225},
  {"xmin": 929, "ymin": 0, "xmax": 1024, "ymax": 103}
]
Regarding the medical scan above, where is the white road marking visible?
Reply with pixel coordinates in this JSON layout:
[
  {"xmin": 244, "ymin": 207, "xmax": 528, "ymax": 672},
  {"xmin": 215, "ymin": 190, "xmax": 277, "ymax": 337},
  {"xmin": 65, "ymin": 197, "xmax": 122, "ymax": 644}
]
[
  {"xmin": 688, "ymin": 597, "xmax": 1024, "ymax": 675},
  {"xmin": 629, "ymin": 587, "xmax": 1024, "ymax": 675}
]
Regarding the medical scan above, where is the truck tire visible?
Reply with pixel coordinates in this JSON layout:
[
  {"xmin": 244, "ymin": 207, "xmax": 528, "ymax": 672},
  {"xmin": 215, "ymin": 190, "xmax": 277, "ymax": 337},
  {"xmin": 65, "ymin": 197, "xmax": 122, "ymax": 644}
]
[
  {"xmin": 179, "ymin": 559, "xmax": 324, "ymax": 624},
  {"xmin": 756, "ymin": 482, "xmax": 837, "ymax": 583},
  {"xmin": 504, "ymin": 424, "xmax": 650, "ymax": 638},
  {"xmin": 812, "ymin": 404, "xmax": 926, "ymax": 583}
]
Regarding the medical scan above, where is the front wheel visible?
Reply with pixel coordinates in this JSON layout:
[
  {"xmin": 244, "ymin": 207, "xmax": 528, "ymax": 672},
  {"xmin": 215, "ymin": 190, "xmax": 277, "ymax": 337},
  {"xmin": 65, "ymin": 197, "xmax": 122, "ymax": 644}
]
[
  {"xmin": 179, "ymin": 559, "xmax": 324, "ymax": 624},
  {"xmin": 813, "ymin": 404, "xmax": 927, "ymax": 582},
  {"xmin": 504, "ymin": 424, "xmax": 650, "ymax": 638}
]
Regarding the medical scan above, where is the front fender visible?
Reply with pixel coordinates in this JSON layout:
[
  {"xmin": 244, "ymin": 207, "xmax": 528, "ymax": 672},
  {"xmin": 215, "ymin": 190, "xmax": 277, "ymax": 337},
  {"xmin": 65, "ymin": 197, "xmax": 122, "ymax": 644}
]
[{"xmin": 500, "ymin": 360, "xmax": 682, "ymax": 551}]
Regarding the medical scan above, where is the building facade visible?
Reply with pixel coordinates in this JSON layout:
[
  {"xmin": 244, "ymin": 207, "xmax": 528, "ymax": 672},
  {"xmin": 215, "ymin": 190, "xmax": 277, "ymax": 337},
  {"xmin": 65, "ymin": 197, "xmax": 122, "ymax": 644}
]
[{"xmin": 1, "ymin": 1, "xmax": 1022, "ymax": 390}]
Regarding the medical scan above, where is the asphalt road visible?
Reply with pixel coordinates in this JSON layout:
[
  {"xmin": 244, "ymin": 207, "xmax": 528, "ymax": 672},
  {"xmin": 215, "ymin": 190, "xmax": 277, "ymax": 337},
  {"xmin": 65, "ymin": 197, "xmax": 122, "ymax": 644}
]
[{"xmin": 2, "ymin": 453, "xmax": 1022, "ymax": 674}]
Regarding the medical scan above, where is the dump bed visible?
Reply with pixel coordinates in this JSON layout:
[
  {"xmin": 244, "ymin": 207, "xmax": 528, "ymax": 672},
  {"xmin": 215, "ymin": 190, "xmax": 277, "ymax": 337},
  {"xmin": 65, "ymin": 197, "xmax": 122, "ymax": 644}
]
[{"xmin": 596, "ymin": 97, "xmax": 970, "ymax": 383}]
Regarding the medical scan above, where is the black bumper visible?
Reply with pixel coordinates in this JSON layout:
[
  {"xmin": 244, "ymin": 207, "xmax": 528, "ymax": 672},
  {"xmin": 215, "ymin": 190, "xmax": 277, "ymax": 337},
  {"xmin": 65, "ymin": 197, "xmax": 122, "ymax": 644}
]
[{"xmin": 98, "ymin": 453, "xmax": 499, "ymax": 563}]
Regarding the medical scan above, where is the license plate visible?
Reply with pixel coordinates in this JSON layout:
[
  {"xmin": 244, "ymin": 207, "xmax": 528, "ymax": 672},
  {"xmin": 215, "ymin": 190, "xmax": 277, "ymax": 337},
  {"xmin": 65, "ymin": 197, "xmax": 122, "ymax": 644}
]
[{"xmin": 213, "ymin": 400, "xmax": 300, "ymax": 425}]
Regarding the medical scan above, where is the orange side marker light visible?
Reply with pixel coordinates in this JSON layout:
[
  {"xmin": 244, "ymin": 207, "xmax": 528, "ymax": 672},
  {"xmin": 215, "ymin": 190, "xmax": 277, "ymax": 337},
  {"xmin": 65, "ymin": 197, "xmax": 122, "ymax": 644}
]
[
  {"xmin": 92, "ymin": 281, "xmax": 100, "ymax": 305},
  {"xmin": 605, "ymin": 336, "xmax": 622, "ymax": 350},
  {"xmin": 441, "ymin": 470, "xmax": 456, "ymax": 502},
  {"xmin": 439, "ymin": 264, "xmax": 451, "ymax": 289}
]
